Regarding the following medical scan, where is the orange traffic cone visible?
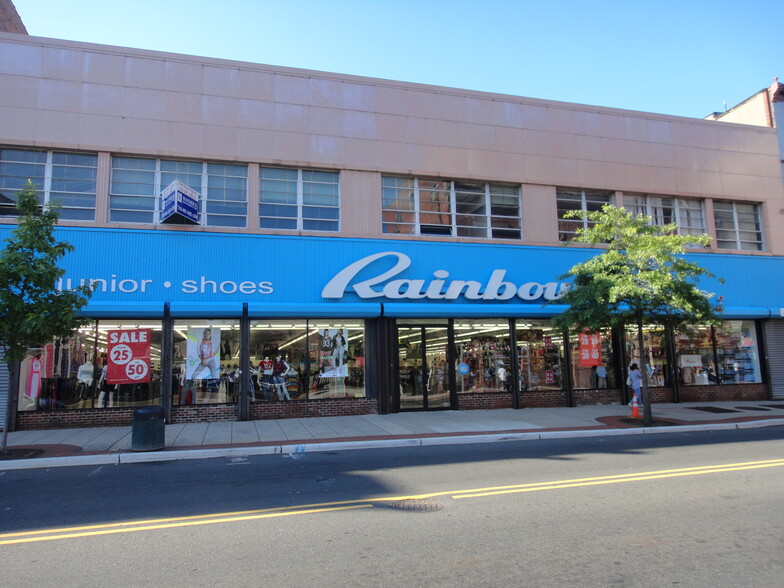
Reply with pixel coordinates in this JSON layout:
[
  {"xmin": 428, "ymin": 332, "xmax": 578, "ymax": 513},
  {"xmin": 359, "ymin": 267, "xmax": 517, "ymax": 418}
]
[{"xmin": 630, "ymin": 396, "xmax": 642, "ymax": 418}]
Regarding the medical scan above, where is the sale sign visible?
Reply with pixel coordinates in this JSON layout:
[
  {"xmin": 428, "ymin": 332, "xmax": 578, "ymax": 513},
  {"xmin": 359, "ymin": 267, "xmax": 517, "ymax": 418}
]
[
  {"xmin": 578, "ymin": 332, "xmax": 603, "ymax": 367},
  {"xmin": 107, "ymin": 329, "xmax": 151, "ymax": 384}
]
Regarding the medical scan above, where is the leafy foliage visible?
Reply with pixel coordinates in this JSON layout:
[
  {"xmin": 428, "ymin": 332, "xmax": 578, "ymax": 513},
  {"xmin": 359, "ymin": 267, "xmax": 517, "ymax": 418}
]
[
  {"xmin": 552, "ymin": 204, "xmax": 722, "ymax": 425},
  {"xmin": 552, "ymin": 205, "xmax": 720, "ymax": 332},
  {"xmin": 0, "ymin": 181, "xmax": 92, "ymax": 363}
]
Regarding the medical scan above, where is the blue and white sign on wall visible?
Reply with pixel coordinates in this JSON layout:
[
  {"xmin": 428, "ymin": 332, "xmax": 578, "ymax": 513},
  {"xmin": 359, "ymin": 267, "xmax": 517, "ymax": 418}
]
[{"xmin": 160, "ymin": 180, "xmax": 200, "ymax": 225}]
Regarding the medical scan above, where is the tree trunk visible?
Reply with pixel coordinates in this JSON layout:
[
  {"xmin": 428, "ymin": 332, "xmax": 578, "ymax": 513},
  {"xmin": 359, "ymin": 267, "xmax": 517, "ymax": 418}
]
[
  {"xmin": 636, "ymin": 317, "xmax": 653, "ymax": 426},
  {"xmin": 1, "ymin": 360, "xmax": 19, "ymax": 454}
]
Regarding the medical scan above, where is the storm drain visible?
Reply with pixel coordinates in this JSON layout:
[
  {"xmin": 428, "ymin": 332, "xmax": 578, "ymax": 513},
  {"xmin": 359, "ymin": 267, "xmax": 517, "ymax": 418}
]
[{"xmin": 386, "ymin": 499, "xmax": 445, "ymax": 512}]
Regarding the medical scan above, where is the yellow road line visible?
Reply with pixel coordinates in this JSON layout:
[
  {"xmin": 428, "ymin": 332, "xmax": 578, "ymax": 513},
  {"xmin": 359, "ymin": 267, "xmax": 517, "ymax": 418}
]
[
  {"xmin": 451, "ymin": 458, "xmax": 784, "ymax": 499},
  {"xmin": 0, "ymin": 505, "xmax": 372, "ymax": 546},
  {"xmin": 2, "ymin": 458, "xmax": 782, "ymax": 545},
  {"xmin": 452, "ymin": 460, "xmax": 784, "ymax": 498}
]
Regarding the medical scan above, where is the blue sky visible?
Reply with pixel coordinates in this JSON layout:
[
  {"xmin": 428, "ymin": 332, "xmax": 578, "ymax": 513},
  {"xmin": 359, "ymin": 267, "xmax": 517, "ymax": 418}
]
[{"xmin": 12, "ymin": 0, "xmax": 784, "ymax": 118}]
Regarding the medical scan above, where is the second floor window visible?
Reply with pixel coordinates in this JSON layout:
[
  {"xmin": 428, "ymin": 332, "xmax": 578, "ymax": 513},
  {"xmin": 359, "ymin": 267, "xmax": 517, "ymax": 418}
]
[
  {"xmin": 259, "ymin": 167, "xmax": 339, "ymax": 231},
  {"xmin": 556, "ymin": 188, "xmax": 613, "ymax": 241},
  {"xmin": 110, "ymin": 157, "xmax": 247, "ymax": 227},
  {"xmin": 381, "ymin": 176, "xmax": 521, "ymax": 239},
  {"xmin": 624, "ymin": 194, "xmax": 706, "ymax": 237},
  {"xmin": 0, "ymin": 148, "xmax": 97, "ymax": 220},
  {"xmin": 713, "ymin": 201, "xmax": 763, "ymax": 251}
]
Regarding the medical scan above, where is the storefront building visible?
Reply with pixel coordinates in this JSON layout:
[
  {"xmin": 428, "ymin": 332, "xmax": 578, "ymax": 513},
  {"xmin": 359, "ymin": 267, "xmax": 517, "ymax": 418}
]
[{"xmin": 1, "ymin": 32, "xmax": 783, "ymax": 429}]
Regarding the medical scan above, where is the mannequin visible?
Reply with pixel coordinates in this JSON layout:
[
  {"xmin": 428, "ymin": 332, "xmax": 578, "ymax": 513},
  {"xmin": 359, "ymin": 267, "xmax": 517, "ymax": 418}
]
[
  {"xmin": 27, "ymin": 353, "xmax": 43, "ymax": 398},
  {"xmin": 260, "ymin": 356, "xmax": 274, "ymax": 401},
  {"xmin": 77, "ymin": 357, "xmax": 94, "ymax": 400},
  {"xmin": 272, "ymin": 355, "xmax": 290, "ymax": 401}
]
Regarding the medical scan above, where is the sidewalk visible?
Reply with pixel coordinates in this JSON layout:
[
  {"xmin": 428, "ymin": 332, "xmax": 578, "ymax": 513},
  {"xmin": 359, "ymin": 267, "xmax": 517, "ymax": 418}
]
[{"xmin": 3, "ymin": 400, "xmax": 784, "ymax": 470}]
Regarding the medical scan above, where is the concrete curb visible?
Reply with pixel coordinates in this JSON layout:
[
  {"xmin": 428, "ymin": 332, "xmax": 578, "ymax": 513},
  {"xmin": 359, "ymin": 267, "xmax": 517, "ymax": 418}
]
[
  {"xmin": 0, "ymin": 453, "xmax": 119, "ymax": 471},
  {"xmin": 2, "ymin": 419, "xmax": 783, "ymax": 471}
]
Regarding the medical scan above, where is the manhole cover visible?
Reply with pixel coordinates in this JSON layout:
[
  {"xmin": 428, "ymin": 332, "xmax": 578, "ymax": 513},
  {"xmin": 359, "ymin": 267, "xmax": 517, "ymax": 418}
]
[{"xmin": 387, "ymin": 499, "xmax": 445, "ymax": 512}]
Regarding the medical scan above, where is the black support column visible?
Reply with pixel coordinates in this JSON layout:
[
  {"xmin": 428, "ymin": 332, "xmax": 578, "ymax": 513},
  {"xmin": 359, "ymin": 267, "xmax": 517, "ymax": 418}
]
[
  {"xmin": 238, "ymin": 303, "xmax": 250, "ymax": 421},
  {"xmin": 161, "ymin": 302, "xmax": 173, "ymax": 423}
]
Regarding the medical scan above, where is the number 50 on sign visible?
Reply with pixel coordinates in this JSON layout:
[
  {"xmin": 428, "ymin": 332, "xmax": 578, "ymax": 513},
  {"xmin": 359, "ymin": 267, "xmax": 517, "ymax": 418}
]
[{"xmin": 107, "ymin": 329, "xmax": 151, "ymax": 384}]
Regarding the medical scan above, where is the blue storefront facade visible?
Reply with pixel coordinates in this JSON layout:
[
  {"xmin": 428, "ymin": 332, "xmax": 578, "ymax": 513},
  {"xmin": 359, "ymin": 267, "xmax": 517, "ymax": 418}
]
[{"xmin": 5, "ymin": 226, "xmax": 782, "ymax": 430}]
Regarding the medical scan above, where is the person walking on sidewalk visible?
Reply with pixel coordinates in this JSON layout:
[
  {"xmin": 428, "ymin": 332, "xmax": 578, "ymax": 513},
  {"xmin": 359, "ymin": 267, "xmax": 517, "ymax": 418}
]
[{"xmin": 628, "ymin": 363, "xmax": 642, "ymax": 406}]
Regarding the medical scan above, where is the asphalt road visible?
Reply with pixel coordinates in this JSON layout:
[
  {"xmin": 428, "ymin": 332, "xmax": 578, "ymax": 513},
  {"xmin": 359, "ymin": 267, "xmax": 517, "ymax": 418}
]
[{"xmin": 1, "ymin": 426, "xmax": 783, "ymax": 587}]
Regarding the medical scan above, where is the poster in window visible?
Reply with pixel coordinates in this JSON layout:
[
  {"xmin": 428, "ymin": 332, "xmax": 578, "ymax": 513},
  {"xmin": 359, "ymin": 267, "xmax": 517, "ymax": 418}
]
[
  {"xmin": 186, "ymin": 327, "xmax": 221, "ymax": 380},
  {"xmin": 578, "ymin": 332, "xmax": 603, "ymax": 367},
  {"xmin": 107, "ymin": 329, "xmax": 151, "ymax": 384},
  {"xmin": 317, "ymin": 328, "xmax": 348, "ymax": 378}
]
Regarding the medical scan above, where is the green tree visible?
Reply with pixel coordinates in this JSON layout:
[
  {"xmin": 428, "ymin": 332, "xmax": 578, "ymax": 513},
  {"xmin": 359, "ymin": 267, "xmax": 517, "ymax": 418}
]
[
  {"xmin": 0, "ymin": 181, "xmax": 92, "ymax": 453},
  {"xmin": 552, "ymin": 204, "xmax": 721, "ymax": 426}
]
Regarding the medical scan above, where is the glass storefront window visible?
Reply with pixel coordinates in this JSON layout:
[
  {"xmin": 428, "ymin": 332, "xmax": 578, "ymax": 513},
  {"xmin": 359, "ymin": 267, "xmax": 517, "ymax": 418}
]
[
  {"xmin": 624, "ymin": 325, "xmax": 669, "ymax": 386},
  {"xmin": 674, "ymin": 326, "xmax": 717, "ymax": 385},
  {"xmin": 516, "ymin": 320, "xmax": 565, "ymax": 391},
  {"xmin": 173, "ymin": 320, "xmax": 240, "ymax": 405},
  {"xmin": 250, "ymin": 319, "xmax": 366, "ymax": 401},
  {"xmin": 454, "ymin": 320, "xmax": 511, "ymax": 393},
  {"xmin": 18, "ymin": 321, "xmax": 163, "ymax": 411},
  {"xmin": 714, "ymin": 321, "xmax": 762, "ymax": 383},
  {"xmin": 569, "ymin": 330, "xmax": 617, "ymax": 389}
]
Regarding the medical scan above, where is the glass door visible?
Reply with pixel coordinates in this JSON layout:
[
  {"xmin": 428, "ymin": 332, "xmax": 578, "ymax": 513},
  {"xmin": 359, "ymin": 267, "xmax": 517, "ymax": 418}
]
[{"xmin": 398, "ymin": 325, "xmax": 450, "ymax": 410}]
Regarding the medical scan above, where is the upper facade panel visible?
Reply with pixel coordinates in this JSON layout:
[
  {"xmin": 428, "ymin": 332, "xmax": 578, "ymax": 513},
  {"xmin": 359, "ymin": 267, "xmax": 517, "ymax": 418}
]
[{"xmin": 1, "ymin": 33, "xmax": 782, "ymax": 205}]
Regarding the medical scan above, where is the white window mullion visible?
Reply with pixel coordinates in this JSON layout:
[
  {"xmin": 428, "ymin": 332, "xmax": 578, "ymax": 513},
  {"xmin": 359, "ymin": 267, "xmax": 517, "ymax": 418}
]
[
  {"xmin": 484, "ymin": 183, "xmax": 491, "ymax": 239},
  {"xmin": 43, "ymin": 151, "xmax": 53, "ymax": 206},
  {"xmin": 153, "ymin": 160, "xmax": 162, "ymax": 224},
  {"xmin": 449, "ymin": 181, "xmax": 457, "ymax": 236},
  {"xmin": 200, "ymin": 163, "xmax": 209, "ymax": 227},
  {"xmin": 733, "ymin": 203, "xmax": 741, "ymax": 249},
  {"xmin": 414, "ymin": 178, "xmax": 421, "ymax": 236},
  {"xmin": 296, "ymin": 169, "xmax": 304, "ymax": 231}
]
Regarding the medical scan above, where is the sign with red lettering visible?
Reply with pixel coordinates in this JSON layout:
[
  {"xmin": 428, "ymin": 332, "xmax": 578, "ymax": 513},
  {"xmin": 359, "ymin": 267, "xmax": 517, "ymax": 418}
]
[
  {"xmin": 578, "ymin": 332, "xmax": 603, "ymax": 367},
  {"xmin": 545, "ymin": 370, "xmax": 554, "ymax": 384},
  {"xmin": 107, "ymin": 329, "xmax": 151, "ymax": 384}
]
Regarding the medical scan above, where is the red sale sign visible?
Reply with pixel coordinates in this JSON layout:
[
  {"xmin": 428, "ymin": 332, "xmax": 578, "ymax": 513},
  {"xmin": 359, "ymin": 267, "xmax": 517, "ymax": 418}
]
[
  {"xmin": 578, "ymin": 332, "xmax": 603, "ymax": 367},
  {"xmin": 107, "ymin": 329, "xmax": 151, "ymax": 384}
]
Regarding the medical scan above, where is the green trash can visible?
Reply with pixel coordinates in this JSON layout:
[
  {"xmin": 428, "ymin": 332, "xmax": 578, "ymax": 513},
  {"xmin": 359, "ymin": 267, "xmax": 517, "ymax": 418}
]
[{"xmin": 131, "ymin": 406, "xmax": 165, "ymax": 451}]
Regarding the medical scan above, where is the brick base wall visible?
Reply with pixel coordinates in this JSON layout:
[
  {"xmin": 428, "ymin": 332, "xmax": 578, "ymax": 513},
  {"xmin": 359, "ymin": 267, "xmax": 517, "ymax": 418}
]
[
  {"xmin": 16, "ymin": 408, "xmax": 135, "ymax": 430},
  {"xmin": 456, "ymin": 392, "xmax": 513, "ymax": 410},
  {"xmin": 573, "ymin": 388, "xmax": 623, "ymax": 406},
  {"xmin": 171, "ymin": 404, "xmax": 239, "ymax": 422},
  {"xmin": 521, "ymin": 389, "xmax": 569, "ymax": 408},
  {"xmin": 679, "ymin": 383, "xmax": 767, "ymax": 402},
  {"xmin": 250, "ymin": 398, "xmax": 378, "ymax": 420}
]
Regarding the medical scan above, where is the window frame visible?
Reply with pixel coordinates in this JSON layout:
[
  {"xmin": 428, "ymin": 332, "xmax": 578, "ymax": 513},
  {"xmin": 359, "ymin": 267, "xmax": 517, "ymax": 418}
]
[
  {"xmin": 259, "ymin": 167, "xmax": 341, "ymax": 232},
  {"xmin": 0, "ymin": 148, "xmax": 98, "ymax": 220},
  {"xmin": 556, "ymin": 188, "xmax": 613, "ymax": 241},
  {"xmin": 109, "ymin": 157, "xmax": 248, "ymax": 227},
  {"xmin": 624, "ymin": 193, "xmax": 706, "ymax": 238},
  {"xmin": 381, "ymin": 176, "xmax": 522, "ymax": 240},
  {"xmin": 713, "ymin": 200, "xmax": 764, "ymax": 251}
]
